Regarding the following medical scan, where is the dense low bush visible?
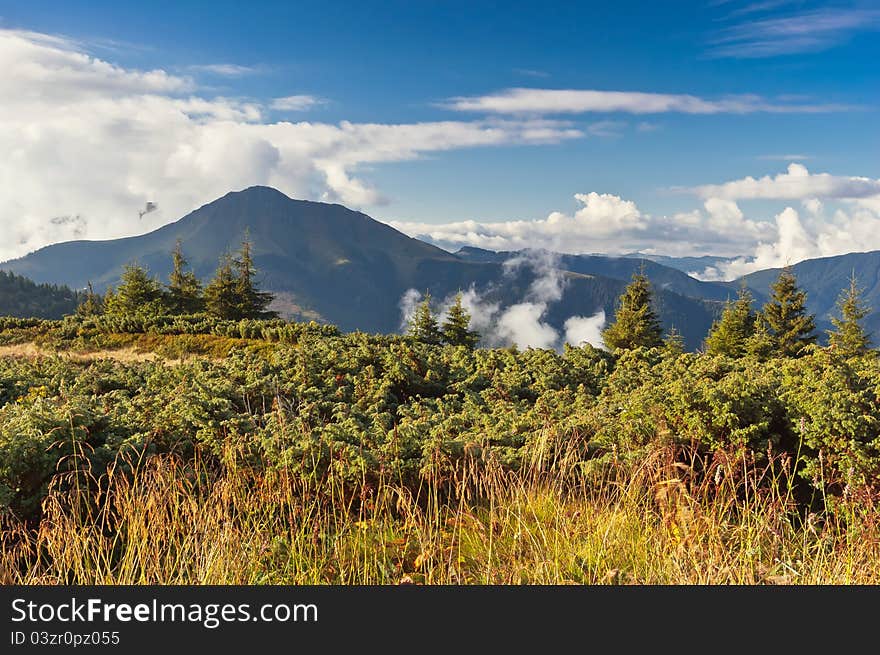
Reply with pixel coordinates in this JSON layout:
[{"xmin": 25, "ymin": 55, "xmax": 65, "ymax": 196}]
[{"xmin": 1, "ymin": 318, "xmax": 878, "ymax": 522}]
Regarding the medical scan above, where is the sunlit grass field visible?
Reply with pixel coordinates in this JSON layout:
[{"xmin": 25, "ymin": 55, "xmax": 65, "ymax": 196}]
[{"xmin": 4, "ymin": 436, "xmax": 878, "ymax": 585}]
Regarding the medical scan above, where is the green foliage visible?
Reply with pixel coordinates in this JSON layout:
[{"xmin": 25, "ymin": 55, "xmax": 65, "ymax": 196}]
[
  {"xmin": 407, "ymin": 292, "xmax": 442, "ymax": 345},
  {"xmin": 167, "ymin": 240, "xmax": 204, "ymax": 314},
  {"xmin": 828, "ymin": 274, "xmax": 872, "ymax": 358},
  {"xmin": 234, "ymin": 235, "xmax": 278, "ymax": 319},
  {"xmin": 662, "ymin": 326, "xmax": 685, "ymax": 357},
  {"xmin": 203, "ymin": 238, "xmax": 278, "ymax": 321},
  {"xmin": 704, "ymin": 287, "xmax": 755, "ymax": 357},
  {"xmin": 204, "ymin": 255, "xmax": 241, "ymax": 320},
  {"xmin": 1, "ymin": 310, "xmax": 879, "ymax": 524},
  {"xmin": 602, "ymin": 271, "xmax": 663, "ymax": 352},
  {"xmin": 0, "ymin": 271, "xmax": 81, "ymax": 319},
  {"xmin": 75, "ymin": 282, "xmax": 103, "ymax": 318},
  {"xmin": 760, "ymin": 267, "xmax": 816, "ymax": 357},
  {"xmin": 441, "ymin": 292, "xmax": 479, "ymax": 348},
  {"xmin": 104, "ymin": 264, "xmax": 166, "ymax": 319}
]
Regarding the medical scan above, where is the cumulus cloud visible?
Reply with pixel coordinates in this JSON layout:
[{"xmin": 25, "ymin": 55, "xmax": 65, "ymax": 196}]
[
  {"xmin": 444, "ymin": 87, "xmax": 851, "ymax": 115},
  {"xmin": 690, "ymin": 163, "xmax": 880, "ymax": 201},
  {"xmin": 0, "ymin": 29, "xmax": 582, "ymax": 262},
  {"xmin": 392, "ymin": 163, "xmax": 880, "ymax": 282},
  {"xmin": 699, "ymin": 203, "xmax": 880, "ymax": 280},
  {"xmin": 391, "ymin": 192, "xmax": 771, "ymax": 257}
]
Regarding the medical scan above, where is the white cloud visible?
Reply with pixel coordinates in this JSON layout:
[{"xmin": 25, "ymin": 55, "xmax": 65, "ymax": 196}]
[
  {"xmin": 758, "ymin": 154, "xmax": 811, "ymax": 161},
  {"xmin": 701, "ymin": 204, "xmax": 880, "ymax": 280},
  {"xmin": 0, "ymin": 29, "xmax": 583, "ymax": 262},
  {"xmin": 397, "ymin": 252, "xmax": 606, "ymax": 350},
  {"xmin": 391, "ymin": 165, "xmax": 880, "ymax": 282},
  {"xmin": 708, "ymin": 8, "xmax": 880, "ymax": 58},
  {"xmin": 269, "ymin": 95, "xmax": 325, "ymax": 111},
  {"xmin": 188, "ymin": 63, "xmax": 257, "ymax": 77},
  {"xmin": 495, "ymin": 303, "xmax": 560, "ymax": 350},
  {"xmin": 444, "ymin": 87, "xmax": 851, "ymax": 115},
  {"xmin": 391, "ymin": 192, "xmax": 771, "ymax": 257},
  {"xmin": 563, "ymin": 312, "xmax": 606, "ymax": 349},
  {"xmin": 690, "ymin": 163, "xmax": 880, "ymax": 201}
]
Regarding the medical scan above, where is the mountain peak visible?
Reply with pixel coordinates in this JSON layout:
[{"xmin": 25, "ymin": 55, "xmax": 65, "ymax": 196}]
[{"xmin": 234, "ymin": 185, "xmax": 291, "ymax": 198}]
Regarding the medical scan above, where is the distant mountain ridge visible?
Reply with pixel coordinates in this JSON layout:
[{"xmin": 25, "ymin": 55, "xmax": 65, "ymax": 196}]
[{"xmin": 4, "ymin": 186, "xmax": 878, "ymax": 349}]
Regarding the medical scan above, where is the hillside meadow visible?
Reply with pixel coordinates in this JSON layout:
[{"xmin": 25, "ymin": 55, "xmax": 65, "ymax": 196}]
[{"xmin": 2, "ymin": 314, "xmax": 880, "ymax": 584}]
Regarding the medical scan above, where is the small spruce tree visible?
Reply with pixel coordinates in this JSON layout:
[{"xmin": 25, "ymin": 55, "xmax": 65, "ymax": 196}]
[
  {"xmin": 76, "ymin": 281, "xmax": 103, "ymax": 318},
  {"xmin": 663, "ymin": 326, "xmax": 685, "ymax": 356},
  {"xmin": 602, "ymin": 271, "xmax": 663, "ymax": 351},
  {"xmin": 167, "ymin": 240, "xmax": 204, "ymax": 314},
  {"xmin": 204, "ymin": 254, "xmax": 241, "ymax": 320},
  {"xmin": 760, "ymin": 267, "xmax": 816, "ymax": 357},
  {"xmin": 407, "ymin": 292, "xmax": 442, "ymax": 344},
  {"xmin": 704, "ymin": 287, "xmax": 756, "ymax": 357},
  {"xmin": 104, "ymin": 264, "xmax": 165, "ymax": 317},
  {"xmin": 441, "ymin": 292, "xmax": 479, "ymax": 348},
  {"xmin": 827, "ymin": 273, "xmax": 871, "ymax": 357},
  {"xmin": 234, "ymin": 234, "xmax": 277, "ymax": 319}
]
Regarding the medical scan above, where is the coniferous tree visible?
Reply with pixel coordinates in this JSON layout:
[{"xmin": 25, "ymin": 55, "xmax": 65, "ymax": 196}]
[
  {"xmin": 602, "ymin": 271, "xmax": 663, "ymax": 351},
  {"xmin": 407, "ymin": 292, "xmax": 442, "ymax": 344},
  {"xmin": 104, "ymin": 264, "xmax": 165, "ymax": 317},
  {"xmin": 442, "ymin": 292, "xmax": 479, "ymax": 348},
  {"xmin": 704, "ymin": 287, "xmax": 756, "ymax": 357},
  {"xmin": 744, "ymin": 315, "xmax": 775, "ymax": 360},
  {"xmin": 76, "ymin": 282, "xmax": 103, "ymax": 318},
  {"xmin": 828, "ymin": 273, "xmax": 872, "ymax": 357},
  {"xmin": 760, "ymin": 267, "xmax": 816, "ymax": 357},
  {"xmin": 234, "ymin": 235, "xmax": 277, "ymax": 319},
  {"xmin": 204, "ymin": 254, "xmax": 241, "ymax": 320},
  {"xmin": 663, "ymin": 326, "xmax": 685, "ymax": 356},
  {"xmin": 167, "ymin": 240, "xmax": 203, "ymax": 314}
]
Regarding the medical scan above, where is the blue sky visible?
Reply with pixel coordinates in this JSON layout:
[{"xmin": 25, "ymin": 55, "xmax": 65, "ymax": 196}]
[{"xmin": 0, "ymin": 0, "xmax": 878, "ymax": 276}]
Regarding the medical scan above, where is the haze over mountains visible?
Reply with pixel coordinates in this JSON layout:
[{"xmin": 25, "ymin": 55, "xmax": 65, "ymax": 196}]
[{"xmin": 2, "ymin": 186, "xmax": 879, "ymax": 349}]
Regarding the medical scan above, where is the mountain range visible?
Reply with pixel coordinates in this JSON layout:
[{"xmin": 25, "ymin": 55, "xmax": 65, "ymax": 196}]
[{"xmin": 2, "ymin": 186, "xmax": 879, "ymax": 349}]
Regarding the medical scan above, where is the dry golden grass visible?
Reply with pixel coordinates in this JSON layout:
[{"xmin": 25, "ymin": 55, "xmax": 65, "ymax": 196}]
[
  {"xmin": 0, "ymin": 343, "xmax": 160, "ymax": 362},
  {"xmin": 3, "ymin": 438, "xmax": 879, "ymax": 585}
]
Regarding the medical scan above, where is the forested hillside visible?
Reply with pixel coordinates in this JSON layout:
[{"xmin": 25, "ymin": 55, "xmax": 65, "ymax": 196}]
[{"xmin": 0, "ymin": 271, "xmax": 80, "ymax": 319}]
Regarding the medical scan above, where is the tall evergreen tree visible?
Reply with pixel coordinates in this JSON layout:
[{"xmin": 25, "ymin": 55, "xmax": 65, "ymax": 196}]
[
  {"xmin": 827, "ymin": 273, "xmax": 872, "ymax": 357},
  {"xmin": 760, "ymin": 267, "xmax": 816, "ymax": 357},
  {"xmin": 167, "ymin": 240, "xmax": 203, "ymax": 314},
  {"xmin": 407, "ymin": 292, "xmax": 442, "ymax": 344},
  {"xmin": 104, "ymin": 264, "xmax": 165, "ymax": 317},
  {"xmin": 234, "ymin": 234, "xmax": 277, "ymax": 319},
  {"xmin": 602, "ymin": 271, "xmax": 663, "ymax": 351},
  {"xmin": 76, "ymin": 281, "xmax": 103, "ymax": 318},
  {"xmin": 204, "ymin": 254, "xmax": 241, "ymax": 320},
  {"xmin": 704, "ymin": 287, "xmax": 756, "ymax": 357},
  {"xmin": 442, "ymin": 292, "xmax": 479, "ymax": 348}
]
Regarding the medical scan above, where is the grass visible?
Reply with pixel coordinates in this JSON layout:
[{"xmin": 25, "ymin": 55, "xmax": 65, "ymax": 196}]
[{"xmin": 3, "ymin": 436, "xmax": 879, "ymax": 585}]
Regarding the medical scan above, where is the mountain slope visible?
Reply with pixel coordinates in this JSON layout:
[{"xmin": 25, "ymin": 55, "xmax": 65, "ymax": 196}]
[
  {"xmin": 3, "ymin": 187, "xmax": 463, "ymax": 332},
  {"xmin": 2, "ymin": 187, "xmax": 721, "ymax": 347},
  {"xmin": 456, "ymin": 247, "xmax": 736, "ymax": 302},
  {"xmin": 738, "ymin": 250, "xmax": 880, "ymax": 341}
]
